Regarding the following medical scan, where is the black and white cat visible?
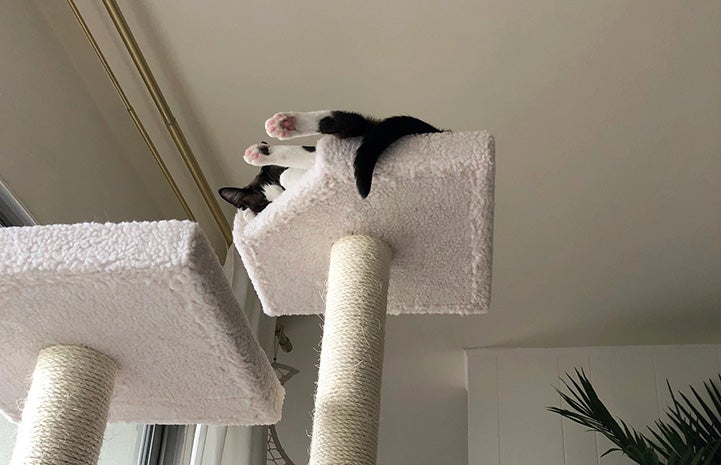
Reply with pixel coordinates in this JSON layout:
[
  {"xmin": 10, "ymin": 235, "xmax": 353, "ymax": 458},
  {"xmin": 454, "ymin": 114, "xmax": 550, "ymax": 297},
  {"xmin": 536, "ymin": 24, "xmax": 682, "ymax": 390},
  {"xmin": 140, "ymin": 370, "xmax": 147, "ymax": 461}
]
[{"xmin": 219, "ymin": 110, "xmax": 441, "ymax": 215}]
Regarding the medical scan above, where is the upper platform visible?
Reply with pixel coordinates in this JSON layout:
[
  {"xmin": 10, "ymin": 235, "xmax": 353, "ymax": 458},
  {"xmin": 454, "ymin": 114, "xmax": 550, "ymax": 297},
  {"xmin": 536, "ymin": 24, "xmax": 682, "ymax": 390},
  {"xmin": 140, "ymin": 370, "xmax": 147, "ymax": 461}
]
[{"xmin": 234, "ymin": 131, "xmax": 495, "ymax": 316}]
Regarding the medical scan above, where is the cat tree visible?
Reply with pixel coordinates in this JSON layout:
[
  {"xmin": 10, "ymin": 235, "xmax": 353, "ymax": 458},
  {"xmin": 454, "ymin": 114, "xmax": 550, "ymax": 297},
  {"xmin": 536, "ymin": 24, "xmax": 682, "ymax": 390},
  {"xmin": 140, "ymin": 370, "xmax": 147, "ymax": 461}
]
[
  {"xmin": 0, "ymin": 221, "xmax": 283, "ymax": 465},
  {"xmin": 235, "ymin": 131, "xmax": 495, "ymax": 465}
]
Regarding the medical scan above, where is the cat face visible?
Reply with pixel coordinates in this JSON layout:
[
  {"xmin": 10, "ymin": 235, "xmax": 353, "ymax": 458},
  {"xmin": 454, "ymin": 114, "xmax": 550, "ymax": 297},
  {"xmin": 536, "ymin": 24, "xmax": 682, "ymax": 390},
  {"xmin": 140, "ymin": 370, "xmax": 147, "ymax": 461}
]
[
  {"xmin": 218, "ymin": 186, "xmax": 270, "ymax": 213},
  {"xmin": 218, "ymin": 165, "xmax": 286, "ymax": 213}
]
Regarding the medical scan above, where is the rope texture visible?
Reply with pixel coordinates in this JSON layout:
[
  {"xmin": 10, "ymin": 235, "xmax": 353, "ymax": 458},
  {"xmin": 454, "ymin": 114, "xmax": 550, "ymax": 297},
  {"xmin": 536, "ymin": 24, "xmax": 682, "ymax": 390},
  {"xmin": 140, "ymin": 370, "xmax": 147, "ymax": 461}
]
[
  {"xmin": 309, "ymin": 235, "xmax": 391, "ymax": 465},
  {"xmin": 10, "ymin": 345, "xmax": 118, "ymax": 465}
]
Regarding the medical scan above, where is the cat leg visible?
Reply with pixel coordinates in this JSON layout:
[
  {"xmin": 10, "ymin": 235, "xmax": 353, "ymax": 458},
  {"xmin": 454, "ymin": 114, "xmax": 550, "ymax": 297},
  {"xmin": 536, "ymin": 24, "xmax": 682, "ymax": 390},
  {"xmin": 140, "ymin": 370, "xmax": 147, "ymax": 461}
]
[
  {"xmin": 244, "ymin": 142, "xmax": 316, "ymax": 169},
  {"xmin": 265, "ymin": 111, "xmax": 332, "ymax": 139},
  {"xmin": 265, "ymin": 110, "xmax": 378, "ymax": 140}
]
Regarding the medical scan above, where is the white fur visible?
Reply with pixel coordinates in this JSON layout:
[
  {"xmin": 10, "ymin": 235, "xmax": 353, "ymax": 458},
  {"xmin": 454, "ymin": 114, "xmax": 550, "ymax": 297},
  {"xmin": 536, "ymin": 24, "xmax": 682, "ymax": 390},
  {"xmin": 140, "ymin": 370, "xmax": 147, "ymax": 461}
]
[
  {"xmin": 265, "ymin": 111, "xmax": 332, "ymax": 140},
  {"xmin": 244, "ymin": 112, "xmax": 333, "ymax": 207},
  {"xmin": 245, "ymin": 145, "xmax": 315, "ymax": 169},
  {"xmin": 243, "ymin": 209, "xmax": 256, "ymax": 222},
  {"xmin": 279, "ymin": 168, "xmax": 308, "ymax": 191},
  {"xmin": 262, "ymin": 184, "xmax": 285, "ymax": 201},
  {"xmin": 242, "ymin": 143, "xmax": 314, "ymax": 201}
]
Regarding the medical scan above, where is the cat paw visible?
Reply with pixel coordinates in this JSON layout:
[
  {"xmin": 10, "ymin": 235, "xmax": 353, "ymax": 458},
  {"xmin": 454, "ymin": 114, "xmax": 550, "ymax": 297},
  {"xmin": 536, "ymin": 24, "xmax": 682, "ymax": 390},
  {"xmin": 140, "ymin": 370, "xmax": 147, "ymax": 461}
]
[
  {"xmin": 243, "ymin": 142, "xmax": 270, "ymax": 165},
  {"xmin": 265, "ymin": 113, "xmax": 298, "ymax": 140}
]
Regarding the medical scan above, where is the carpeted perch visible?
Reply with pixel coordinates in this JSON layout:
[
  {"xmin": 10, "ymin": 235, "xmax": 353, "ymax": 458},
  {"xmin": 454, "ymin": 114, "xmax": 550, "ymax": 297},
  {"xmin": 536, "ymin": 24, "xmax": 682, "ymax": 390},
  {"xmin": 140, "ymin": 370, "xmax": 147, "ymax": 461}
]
[
  {"xmin": 0, "ymin": 221, "xmax": 283, "ymax": 465},
  {"xmin": 235, "ymin": 131, "xmax": 495, "ymax": 464}
]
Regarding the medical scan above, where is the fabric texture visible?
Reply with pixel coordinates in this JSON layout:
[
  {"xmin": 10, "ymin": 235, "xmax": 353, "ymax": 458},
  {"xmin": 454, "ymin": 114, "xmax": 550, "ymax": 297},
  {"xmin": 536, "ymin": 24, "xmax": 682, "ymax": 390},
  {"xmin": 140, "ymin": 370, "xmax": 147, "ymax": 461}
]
[
  {"xmin": 0, "ymin": 221, "xmax": 283, "ymax": 425},
  {"xmin": 309, "ymin": 236, "xmax": 391, "ymax": 465},
  {"xmin": 10, "ymin": 345, "xmax": 116, "ymax": 465},
  {"xmin": 235, "ymin": 131, "xmax": 495, "ymax": 316}
]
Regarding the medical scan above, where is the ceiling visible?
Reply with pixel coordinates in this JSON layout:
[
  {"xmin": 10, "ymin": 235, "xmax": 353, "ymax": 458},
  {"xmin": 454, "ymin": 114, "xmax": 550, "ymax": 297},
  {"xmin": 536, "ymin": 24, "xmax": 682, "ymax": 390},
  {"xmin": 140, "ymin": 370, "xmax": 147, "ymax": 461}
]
[{"xmin": 3, "ymin": 0, "xmax": 719, "ymax": 345}]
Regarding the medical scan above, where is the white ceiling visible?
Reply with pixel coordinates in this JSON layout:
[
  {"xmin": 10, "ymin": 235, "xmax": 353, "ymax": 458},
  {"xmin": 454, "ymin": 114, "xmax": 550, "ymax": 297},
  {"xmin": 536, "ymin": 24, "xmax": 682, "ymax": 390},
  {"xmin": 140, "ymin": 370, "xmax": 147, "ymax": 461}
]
[{"xmin": 5, "ymin": 0, "xmax": 719, "ymax": 347}]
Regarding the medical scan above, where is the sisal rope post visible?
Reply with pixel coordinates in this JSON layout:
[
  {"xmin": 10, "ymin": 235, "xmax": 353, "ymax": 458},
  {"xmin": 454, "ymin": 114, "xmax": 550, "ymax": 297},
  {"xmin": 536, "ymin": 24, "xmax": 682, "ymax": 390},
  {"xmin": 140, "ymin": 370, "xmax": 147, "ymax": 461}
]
[
  {"xmin": 309, "ymin": 235, "xmax": 392, "ymax": 465},
  {"xmin": 10, "ymin": 345, "xmax": 118, "ymax": 465}
]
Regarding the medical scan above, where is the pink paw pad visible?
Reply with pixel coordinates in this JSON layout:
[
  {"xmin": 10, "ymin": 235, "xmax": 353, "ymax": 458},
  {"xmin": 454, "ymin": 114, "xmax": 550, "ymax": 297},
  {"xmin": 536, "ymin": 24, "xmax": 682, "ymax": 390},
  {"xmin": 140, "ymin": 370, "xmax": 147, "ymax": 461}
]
[
  {"xmin": 265, "ymin": 113, "xmax": 296, "ymax": 139},
  {"xmin": 243, "ymin": 144, "xmax": 268, "ymax": 164}
]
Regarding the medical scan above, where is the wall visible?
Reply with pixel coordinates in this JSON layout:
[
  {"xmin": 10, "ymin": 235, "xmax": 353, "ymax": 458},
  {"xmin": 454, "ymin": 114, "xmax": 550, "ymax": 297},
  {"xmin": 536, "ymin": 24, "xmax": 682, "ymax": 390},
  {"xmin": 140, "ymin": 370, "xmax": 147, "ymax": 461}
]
[
  {"xmin": 275, "ymin": 322, "xmax": 721, "ymax": 465},
  {"xmin": 27, "ymin": 0, "xmax": 232, "ymax": 254},
  {"xmin": 0, "ymin": 1, "xmax": 187, "ymax": 227},
  {"xmin": 275, "ymin": 315, "xmax": 470, "ymax": 465},
  {"xmin": 467, "ymin": 345, "xmax": 721, "ymax": 465}
]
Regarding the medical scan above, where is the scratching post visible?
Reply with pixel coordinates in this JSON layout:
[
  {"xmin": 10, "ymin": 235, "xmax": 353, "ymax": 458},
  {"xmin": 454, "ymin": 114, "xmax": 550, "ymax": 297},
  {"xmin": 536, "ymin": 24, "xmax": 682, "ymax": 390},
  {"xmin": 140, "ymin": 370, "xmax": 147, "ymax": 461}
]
[
  {"xmin": 10, "ymin": 345, "xmax": 117, "ymax": 465},
  {"xmin": 235, "ymin": 131, "xmax": 496, "ymax": 464},
  {"xmin": 310, "ymin": 236, "xmax": 391, "ymax": 465},
  {"xmin": 1, "ymin": 221, "xmax": 285, "ymax": 465}
]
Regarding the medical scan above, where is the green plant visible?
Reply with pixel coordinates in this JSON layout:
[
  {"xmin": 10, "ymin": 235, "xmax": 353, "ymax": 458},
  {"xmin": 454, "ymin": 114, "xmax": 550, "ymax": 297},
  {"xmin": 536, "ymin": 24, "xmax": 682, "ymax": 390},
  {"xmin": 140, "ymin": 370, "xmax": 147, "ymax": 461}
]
[{"xmin": 548, "ymin": 370, "xmax": 721, "ymax": 465}]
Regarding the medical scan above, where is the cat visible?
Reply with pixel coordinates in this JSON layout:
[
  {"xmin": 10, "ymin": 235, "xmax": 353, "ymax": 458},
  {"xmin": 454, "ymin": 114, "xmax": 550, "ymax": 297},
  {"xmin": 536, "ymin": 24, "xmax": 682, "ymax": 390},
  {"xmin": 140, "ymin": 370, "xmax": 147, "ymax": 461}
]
[{"xmin": 219, "ymin": 110, "xmax": 442, "ymax": 215}]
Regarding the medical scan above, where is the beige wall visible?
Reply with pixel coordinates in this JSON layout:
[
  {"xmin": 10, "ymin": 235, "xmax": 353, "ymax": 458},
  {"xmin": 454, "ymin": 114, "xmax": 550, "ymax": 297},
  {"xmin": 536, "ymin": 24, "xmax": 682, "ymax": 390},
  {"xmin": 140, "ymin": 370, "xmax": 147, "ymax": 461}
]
[{"xmin": 0, "ymin": 1, "xmax": 186, "ymax": 226}]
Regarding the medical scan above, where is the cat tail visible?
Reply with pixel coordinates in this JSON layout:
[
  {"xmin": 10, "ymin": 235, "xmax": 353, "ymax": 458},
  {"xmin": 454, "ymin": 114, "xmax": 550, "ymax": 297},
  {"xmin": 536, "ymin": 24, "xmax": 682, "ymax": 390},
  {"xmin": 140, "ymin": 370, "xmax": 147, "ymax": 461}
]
[{"xmin": 354, "ymin": 116, "xmax": 441, "ymax": 198}]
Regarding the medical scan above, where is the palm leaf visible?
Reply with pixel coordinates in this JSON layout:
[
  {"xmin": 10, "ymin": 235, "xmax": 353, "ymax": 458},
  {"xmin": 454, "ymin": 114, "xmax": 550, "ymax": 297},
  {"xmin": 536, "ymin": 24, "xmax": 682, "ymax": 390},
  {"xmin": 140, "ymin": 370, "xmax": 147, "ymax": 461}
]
[
  {"xmin": 549, "ymin": 369, "xmax": 660, "ymax": 465},
  {"xmin": 688, "ymin": 384, "xmax": 721, "ymax": 437},
  {"xmin": 548, "ymin": 370, "xmax": 721, "ymax": 465},
  {"xmin": 647, "ymin": 378, "xmax": 721, "ymax": 464}
]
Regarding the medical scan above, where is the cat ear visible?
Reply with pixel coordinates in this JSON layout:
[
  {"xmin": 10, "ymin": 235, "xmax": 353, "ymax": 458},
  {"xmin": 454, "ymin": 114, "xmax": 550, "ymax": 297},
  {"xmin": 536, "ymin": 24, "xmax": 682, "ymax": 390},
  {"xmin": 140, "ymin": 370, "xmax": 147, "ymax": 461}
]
[{"xmin": 218, "ymin": 187, "xmax": 251, "ymax": 209}]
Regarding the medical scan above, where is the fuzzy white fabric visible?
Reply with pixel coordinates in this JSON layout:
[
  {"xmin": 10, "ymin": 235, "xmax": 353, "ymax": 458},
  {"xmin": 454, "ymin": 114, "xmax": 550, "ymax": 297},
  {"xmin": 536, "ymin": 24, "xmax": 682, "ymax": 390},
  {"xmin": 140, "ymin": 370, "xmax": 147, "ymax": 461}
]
[
  {"xmin": 234, "ymin": 131, "xmax": 495, "ymax": 316},
  {"xmin": 0, "ymin": 221, "xmax": 283, "ymax": 425}
]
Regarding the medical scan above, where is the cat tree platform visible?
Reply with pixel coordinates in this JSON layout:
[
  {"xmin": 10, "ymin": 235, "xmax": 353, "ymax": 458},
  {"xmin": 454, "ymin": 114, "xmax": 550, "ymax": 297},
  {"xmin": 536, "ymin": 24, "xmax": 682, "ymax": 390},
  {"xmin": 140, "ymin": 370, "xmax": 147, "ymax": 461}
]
[
  {"xmin": 0, "ymin": 221, "xmax": 283, "ymax": 465},
  {"xmin": 234, "ymin": 130, "xmax": 495, "ymax": 465},
  {"xmin": 235, "ymin": 131, "xmax": 495, "ymax": 317}
]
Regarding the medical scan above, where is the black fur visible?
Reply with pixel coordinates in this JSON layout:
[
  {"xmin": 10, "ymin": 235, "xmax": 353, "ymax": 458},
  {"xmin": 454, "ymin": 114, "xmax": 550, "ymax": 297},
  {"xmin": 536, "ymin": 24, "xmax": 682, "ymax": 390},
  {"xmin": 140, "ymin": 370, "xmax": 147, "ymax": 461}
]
[
  {"xmin": 352, "ymin": 116, "xmax": 441, "ymax": 198},
  {"xmin": 218, "ymin": 111, "xmax": 442, "ymax": 213},
  {"xmin": 316, "ymin": 111, "xmax": 441, "ymax": 198},
  {"xmin": 319, "ymin": 111, "xmax": 378, "ymax": 138},
  {"xmin": 218, "ymin": 165, "xmax": 286, "ymax": 213}
]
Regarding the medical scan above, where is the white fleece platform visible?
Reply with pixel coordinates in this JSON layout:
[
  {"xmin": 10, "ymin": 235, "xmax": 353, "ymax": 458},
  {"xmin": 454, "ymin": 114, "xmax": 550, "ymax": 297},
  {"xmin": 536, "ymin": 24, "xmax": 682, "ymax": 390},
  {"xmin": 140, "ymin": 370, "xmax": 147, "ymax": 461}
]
[
  {"xmin": 0, "ymin": 221, "xmax": 283, "ymax": 425},
  {"xmin": 234, "ymin": 131, "xmax": 495, "ymax": 316}
]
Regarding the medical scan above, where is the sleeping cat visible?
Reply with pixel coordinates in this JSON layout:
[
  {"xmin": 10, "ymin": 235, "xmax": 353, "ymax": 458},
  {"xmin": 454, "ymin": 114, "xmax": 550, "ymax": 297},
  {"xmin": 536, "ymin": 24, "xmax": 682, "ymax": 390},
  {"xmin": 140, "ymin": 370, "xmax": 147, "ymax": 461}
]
[{"xmin": 219, "ymin": 110, "xmax": 441, "ymax": 215}]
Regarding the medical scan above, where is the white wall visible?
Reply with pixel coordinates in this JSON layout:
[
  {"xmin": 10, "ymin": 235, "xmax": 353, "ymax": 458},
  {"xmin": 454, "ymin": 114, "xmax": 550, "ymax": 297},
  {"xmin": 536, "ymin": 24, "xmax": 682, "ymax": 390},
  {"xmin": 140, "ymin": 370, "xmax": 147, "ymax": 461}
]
[
  {"xmin": 275, "ymin": 323, "xmax": 721, "ymax": 465},
  {"xmin": 466, "ymin": 345, "xmax": 721, "ymax": 465}
]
